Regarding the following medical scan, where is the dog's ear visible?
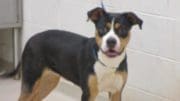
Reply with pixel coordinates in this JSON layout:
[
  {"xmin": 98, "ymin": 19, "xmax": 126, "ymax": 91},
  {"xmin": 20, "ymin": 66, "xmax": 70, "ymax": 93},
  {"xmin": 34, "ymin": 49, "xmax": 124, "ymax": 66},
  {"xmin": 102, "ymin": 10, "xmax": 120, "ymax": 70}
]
[
  {"xmin": 87, "ymin": 7, "xmax": 106, "ymax": 23},
  {"xmin": 122, "ymin": 12, "xmax": 143, "ymax": 29}
]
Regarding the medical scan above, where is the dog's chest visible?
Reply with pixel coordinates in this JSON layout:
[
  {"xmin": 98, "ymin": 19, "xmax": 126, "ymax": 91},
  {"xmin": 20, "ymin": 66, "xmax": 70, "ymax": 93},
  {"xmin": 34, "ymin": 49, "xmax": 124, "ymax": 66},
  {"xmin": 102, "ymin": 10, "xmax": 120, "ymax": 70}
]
[{"xmin": 93, "ymin": 62, "xmax": 124, "ymax": 93}]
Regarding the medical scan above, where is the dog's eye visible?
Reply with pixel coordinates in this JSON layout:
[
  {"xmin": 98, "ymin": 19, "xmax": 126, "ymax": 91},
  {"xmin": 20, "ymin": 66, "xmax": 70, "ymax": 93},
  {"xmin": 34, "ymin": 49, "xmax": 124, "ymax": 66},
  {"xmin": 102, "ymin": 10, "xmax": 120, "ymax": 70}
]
[
  {"xmin": 115, "ymin": 27, "xmax": 128, "ymax": 38},
  {"xmin": 114, "ymin": 23, "xmax": 120, "ymax": 29}
]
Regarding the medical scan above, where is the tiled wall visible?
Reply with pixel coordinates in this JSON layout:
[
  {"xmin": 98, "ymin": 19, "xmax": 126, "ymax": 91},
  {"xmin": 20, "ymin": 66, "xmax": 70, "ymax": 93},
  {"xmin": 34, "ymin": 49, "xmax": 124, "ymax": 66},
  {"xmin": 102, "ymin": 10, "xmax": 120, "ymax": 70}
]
[{"xmin": 23, "ymin": 0, "xmax": 180, "ymax": 101}]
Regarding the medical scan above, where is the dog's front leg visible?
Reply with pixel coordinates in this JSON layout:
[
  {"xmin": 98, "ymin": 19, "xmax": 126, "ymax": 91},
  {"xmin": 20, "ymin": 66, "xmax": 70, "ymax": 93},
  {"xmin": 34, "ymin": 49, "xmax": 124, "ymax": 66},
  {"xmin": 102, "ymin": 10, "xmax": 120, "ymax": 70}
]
[
  {"xmin": 81, "ymin": 74, "xmax": 98, "ymax": 101},
  {"xmin": 81, "ymin": 90, "xmax": 91, "ymax": 101},
  {"xmin": 110, "ymin": 91, "xmax": 122, "ymax": 101},
  {"xmin": 110, "ymin": 71, "xmax": 128, "ymax": 101}
]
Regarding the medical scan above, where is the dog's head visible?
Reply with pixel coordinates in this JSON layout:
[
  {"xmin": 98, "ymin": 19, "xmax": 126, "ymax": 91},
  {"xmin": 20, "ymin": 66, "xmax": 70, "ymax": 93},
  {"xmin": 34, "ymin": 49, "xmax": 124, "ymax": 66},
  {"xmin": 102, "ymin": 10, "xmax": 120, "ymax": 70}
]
[{"xmin": 88, "ymin": 7, "xmax": 143, "ymax": 58}]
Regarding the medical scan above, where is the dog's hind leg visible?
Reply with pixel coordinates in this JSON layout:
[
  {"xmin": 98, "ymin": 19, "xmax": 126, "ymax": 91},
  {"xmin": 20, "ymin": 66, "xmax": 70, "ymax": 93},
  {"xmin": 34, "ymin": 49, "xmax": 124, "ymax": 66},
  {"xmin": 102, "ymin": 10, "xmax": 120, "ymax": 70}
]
[
  {"xmin": 18, "ymin": 69, "xmax": 60, "ymax": 101},
  {"xmin": 38, "ymin": 69, "xmax": 60, "ymax": 99}
]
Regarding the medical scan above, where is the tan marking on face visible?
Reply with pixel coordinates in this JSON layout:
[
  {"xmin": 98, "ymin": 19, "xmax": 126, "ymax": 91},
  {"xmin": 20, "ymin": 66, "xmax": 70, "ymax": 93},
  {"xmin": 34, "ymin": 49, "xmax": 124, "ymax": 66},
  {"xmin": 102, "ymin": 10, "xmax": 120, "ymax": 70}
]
[
  {"xmin": 95, "ymin": 30, "xmax": 102, "ymax": 47},
  {"xmin": 119, "ymin": 32, "xmax": 131, "ymax": 51},
  {"xmin": 19, "ymin": 68, "xmax": 60, "ymax": 101},
  {"xmin": 114, "ymin": 23, "xmax": 120, "ymax": 29},
  {"xmin": 106, "ymin": 22, "xmax": 112, "ymax": 29},
  {"xmin": 88, "ymin": 74, "xmax": 99, "ymax": 101}
]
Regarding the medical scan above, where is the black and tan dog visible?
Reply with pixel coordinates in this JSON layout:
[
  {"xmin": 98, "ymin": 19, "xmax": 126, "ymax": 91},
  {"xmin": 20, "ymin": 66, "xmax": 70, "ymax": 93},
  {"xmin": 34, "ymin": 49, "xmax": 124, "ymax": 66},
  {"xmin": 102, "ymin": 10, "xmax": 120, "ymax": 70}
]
[{"xmin": 1, "ymin": 7, "xmax": 143, "ymax": 101}]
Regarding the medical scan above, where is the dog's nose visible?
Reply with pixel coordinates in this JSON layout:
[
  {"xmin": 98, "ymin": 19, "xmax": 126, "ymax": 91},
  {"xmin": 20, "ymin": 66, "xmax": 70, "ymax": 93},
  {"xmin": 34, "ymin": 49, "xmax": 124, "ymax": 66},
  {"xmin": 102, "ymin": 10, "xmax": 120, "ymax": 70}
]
[{"xmin": 107, "ymin": 37, "xmax": 117, "ymax": 49}]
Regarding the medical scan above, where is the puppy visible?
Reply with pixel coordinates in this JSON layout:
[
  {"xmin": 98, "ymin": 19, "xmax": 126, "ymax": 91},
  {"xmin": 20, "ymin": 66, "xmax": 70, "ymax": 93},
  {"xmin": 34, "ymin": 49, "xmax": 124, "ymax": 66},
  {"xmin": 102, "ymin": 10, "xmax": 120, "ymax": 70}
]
[{"xmin": 1, "ymin": 7, "xmax": 143, "ymax": 101}]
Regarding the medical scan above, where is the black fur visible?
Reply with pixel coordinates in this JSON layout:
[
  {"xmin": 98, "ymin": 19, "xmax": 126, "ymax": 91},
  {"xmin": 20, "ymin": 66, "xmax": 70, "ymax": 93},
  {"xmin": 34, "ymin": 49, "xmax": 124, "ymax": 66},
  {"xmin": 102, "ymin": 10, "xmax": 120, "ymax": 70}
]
[{"xmin": 21, "ymin": 30, "xmax": 97, "ymax": 90}]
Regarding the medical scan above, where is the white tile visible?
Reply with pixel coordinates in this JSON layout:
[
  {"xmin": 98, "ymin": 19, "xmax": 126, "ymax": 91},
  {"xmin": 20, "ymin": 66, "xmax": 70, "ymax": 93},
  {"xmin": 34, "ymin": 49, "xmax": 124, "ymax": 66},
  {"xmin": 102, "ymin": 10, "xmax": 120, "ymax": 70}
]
[
  {"xmin": 23, "ymin": 0, "xmax": 58, "ymax": 27},
  {"xmin": 175, "ymin": 63, "xmax": 180, "ymax": 81},
  {"xmin": 112, "ymin": 0, "xmax": 142, "ymax": 12},
  {"xmin": 126, "ymin": 50, "xmax": 180, "ymax": 101},
  {"xmin": 173, "ymin": 22, "xmax": 180, "ymax": 62},
  {"xmin": 128, "ymin": 18, "xmax": 144, "ymax": 50},
  {"xmin": 129, "ymin": 13, "xmax": 175, "ymax": 60},
  {"xmin": 123, "ymin": 86, "xmax": 169, "ymax": 101},
  {"xmin": 113, "ymin": 0, "xmax": 169, "ymax": 17},
  {"xmin": 22, "ymin": 22, "xmax": 58, "ymax": 49},
  {"xmin": 169, "ymin": 0, "xmax": 180, "ymax": 21},
  {"xmin": 57, "ymin": 0, "xmax": 98, "ymax": 37},
  {"xmin": 129, "ymin": 14, "xmax": 162, "ymax": 55},
  {"xmin": 158, "ymin": 20, "xmax": 175, "ymax": 59},
  {"xmin": 139, "ymin": 0, "xmax": 169, "ymax": 16},
  {"xmin": 174, "ymin": 41, "xmax": 180, "ymax": 62}
]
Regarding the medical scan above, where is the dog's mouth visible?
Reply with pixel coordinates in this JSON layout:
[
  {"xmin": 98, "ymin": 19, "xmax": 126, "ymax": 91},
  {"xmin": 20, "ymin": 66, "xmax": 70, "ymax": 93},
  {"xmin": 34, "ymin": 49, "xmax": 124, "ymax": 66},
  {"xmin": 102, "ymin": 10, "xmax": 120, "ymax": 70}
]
[{"xmin": 101, "ymin": 49, "xmax": 121, "ymax": 58}]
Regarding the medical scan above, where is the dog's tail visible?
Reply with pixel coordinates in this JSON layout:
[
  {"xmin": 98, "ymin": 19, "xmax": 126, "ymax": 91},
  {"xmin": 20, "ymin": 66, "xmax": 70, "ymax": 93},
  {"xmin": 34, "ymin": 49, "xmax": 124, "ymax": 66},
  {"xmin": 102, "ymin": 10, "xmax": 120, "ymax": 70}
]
[{"xmin": 0, "ymin": 61, "xmax": 21, "ymax": 78}]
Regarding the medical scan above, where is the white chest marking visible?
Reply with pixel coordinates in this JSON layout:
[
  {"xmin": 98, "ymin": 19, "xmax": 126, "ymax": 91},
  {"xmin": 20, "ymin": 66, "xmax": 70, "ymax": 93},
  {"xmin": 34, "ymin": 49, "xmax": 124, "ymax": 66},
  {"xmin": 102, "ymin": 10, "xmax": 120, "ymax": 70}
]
[{"xmin": 94, "ymin": 50, "xmax": 126, "ymax": 93}]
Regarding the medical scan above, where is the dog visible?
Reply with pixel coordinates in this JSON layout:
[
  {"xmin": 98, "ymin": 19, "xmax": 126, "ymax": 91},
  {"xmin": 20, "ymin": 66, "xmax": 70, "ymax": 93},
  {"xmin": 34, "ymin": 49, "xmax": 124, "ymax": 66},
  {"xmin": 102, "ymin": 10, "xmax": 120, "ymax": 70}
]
[{"xmin": 1, "ymin": 7, "xmax": 143, "ymax": 101}]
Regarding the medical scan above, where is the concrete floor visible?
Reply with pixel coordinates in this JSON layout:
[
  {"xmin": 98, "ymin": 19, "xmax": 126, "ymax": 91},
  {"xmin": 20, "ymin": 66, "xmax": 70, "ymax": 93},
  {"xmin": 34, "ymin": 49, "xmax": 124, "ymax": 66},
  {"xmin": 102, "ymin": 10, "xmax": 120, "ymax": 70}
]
[{"xmin": 0, "ymin": 79, "xmax": 107, "ymax": 101}]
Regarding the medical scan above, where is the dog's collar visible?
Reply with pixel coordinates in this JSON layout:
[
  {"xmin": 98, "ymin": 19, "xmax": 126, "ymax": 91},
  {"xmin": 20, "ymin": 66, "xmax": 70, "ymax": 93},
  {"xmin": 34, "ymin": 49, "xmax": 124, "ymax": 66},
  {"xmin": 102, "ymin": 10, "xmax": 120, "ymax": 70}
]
[{"xmin": 93, "ymin": 48, "xmax": 125, "ymax": 68}]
